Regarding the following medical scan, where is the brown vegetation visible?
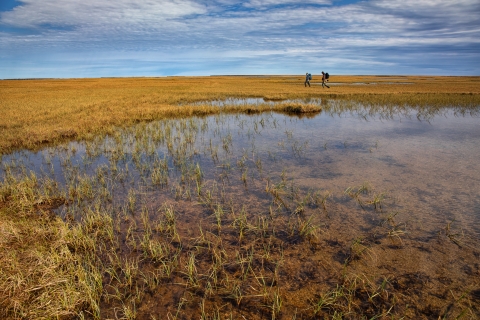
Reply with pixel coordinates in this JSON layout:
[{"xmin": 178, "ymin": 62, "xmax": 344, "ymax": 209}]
[
  {"xmin": 1, "ymin": 76, "xmax": 479, "ymax": 319},
  {"xmin": 1, "ymin": 76, "xmax": 479, "ymax": 154}
]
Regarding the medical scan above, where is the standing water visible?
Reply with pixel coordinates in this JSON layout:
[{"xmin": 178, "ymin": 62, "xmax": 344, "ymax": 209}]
[{"xmin": 1, "ymin": 103, "xmax": 479, "ymax": 318}]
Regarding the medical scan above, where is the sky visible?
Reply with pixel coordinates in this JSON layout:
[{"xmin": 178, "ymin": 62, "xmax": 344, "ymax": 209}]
[{"xmin": 1, "ymin": 0, "xmax": 479, "ymax": 78}]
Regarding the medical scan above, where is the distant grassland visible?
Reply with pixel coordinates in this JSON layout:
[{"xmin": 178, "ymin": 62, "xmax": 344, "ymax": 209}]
[{"xmin": 1, "ymin": 75, "xmax": 479, "ymax": 154}]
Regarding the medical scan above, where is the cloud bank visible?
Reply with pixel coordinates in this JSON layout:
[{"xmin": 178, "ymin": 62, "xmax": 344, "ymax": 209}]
[{"xmin": 1, "ymin": 0, "xmax": 479, "ymax": 77}]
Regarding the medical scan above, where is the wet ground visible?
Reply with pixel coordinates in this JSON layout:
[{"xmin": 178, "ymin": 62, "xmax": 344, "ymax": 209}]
[{"xmin": 1, "ymin": 103, "xmax": 479, "ymax": 318}]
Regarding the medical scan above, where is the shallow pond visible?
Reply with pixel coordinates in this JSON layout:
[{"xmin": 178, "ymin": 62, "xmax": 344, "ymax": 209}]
[
  {"xmin": 2, "ymin": 104, "xmax": 480, "ymax": 318},
  {"xmin": 3, "ymin": 105, "xmax": 479, "ymax": 234}
]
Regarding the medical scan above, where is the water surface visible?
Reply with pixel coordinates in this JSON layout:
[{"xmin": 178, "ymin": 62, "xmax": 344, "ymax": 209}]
[{"xmin": 2, "ymin": 104, "xmax": 479, "ymax": 318}]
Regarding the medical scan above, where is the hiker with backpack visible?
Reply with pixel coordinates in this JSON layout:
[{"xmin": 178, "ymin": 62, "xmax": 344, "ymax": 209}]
[
  {"xmin": 322, "ymin": 71, "xmax": 330, "ymax": 88},
  {"xmin": 305, "ymin": 72, "xmax": 312, "ymax": 87}
]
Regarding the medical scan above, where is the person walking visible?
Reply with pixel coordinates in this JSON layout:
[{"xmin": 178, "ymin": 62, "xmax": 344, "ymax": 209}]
[
  {"xmin": 305, "ymin": 72, "xmax": 311, "ymax": 87},
  {"xmin": 321, "ymin": 71, "xmax": 330, "ymax": 88}
]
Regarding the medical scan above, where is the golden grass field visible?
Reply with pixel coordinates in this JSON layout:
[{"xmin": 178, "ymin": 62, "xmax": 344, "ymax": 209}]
[
  {"xmin": 1, "ymin": 75, "xmax": 480, "ymax": 319},
  {"xmin": 1, "ymin": 75, "xmax": 479, "ymax": 155}
]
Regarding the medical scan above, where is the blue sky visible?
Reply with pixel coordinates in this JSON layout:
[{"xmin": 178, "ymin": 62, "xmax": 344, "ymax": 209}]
[{"xmin": 1, "ymin": 0, "xmax": 479, "ymax": 78}]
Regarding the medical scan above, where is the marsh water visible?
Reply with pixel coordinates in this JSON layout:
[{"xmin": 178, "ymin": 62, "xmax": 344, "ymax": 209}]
[
  {"xmin": 2, "ymin": 103, "xmax": 480, "ymax": 318},
  {"xmin": 3, "ymin": 105, "xmax": 479, "ymax": 233}
]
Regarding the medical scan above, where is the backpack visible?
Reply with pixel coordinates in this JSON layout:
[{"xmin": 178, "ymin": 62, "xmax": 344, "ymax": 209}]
[
  {"xmin": 325, "ymin": 73, "xmax": 329, "ymax": 80},
  {"xmin": 308, "ymin": 73, "xmax": 312, "ymax": 80}
]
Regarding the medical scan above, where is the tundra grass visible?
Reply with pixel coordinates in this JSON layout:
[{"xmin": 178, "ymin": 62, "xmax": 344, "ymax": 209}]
[
  {"xmin": 1, "ymin": 76, "xmax": 479, "ymax": 154},
  {"xmin": 1, "ymin": 101, "xmax": 479, "ymax": 318},
  {"xmin": 0, "ymin": 175, "xmax": 103, "ymax": 319}
]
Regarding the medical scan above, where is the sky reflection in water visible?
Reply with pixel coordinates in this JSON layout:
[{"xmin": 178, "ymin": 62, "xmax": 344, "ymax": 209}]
[{"xmin": 1, "ymin": 105, "xmax": 479, "ymax": 236}]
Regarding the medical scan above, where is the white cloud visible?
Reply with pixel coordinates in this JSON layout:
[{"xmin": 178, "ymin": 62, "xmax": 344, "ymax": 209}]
[
  {"xmin": 243, "ymin": 0, "xmax": 331, "ymax": 8},
  {"xmin": 1, "ymin": 0, "xmax": 479, "ymax": 77},
  {"xmin": 2, "ymin": 0, "xmax": 478, "ymax": 44},
  {"xmin": 1, "ymin": 0, "xmax": 207, "ymax": 28}
]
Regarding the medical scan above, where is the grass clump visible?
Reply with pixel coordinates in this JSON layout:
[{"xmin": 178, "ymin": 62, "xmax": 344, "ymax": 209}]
[
  {"xmin": 282, "ymin": 103, "xmax": 322, "ymax": 114},
  {"xmin": 0, "ymin": 177, "xmax": 102, "ymax": 319}
]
